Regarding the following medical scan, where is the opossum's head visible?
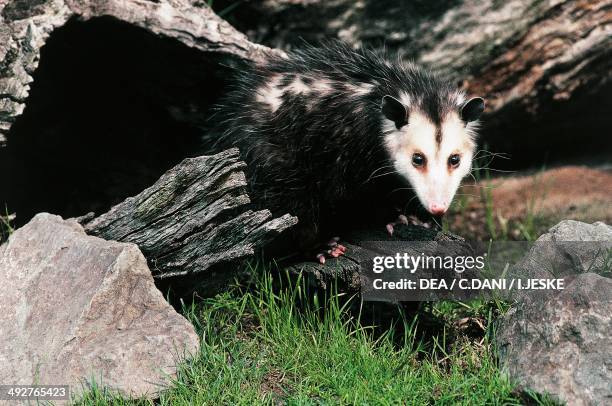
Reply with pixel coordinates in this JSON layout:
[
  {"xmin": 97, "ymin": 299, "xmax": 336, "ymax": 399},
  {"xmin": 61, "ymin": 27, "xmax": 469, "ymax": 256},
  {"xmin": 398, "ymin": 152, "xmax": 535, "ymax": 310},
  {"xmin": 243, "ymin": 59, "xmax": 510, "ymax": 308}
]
[{"xmin": 381, "ymin": 93, "xmax": 484, "ymax": 216}]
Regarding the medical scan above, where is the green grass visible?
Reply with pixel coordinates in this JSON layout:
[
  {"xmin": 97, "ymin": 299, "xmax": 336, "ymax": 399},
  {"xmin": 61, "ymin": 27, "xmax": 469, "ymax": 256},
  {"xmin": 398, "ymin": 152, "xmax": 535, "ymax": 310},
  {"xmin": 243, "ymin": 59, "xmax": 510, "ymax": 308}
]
[
  {"xmin": 467, "ymin": 151, "xmax": 554, "ymax": 242},
  {"xmin": 469, "ymin": 147, "xmax": 512, "ymax": 240},
  {"xmin": 0, "ymin": 205, "xmax": 14, "ymax": 243},
  {"xmin": 480, "ymin": 172, "xmax": 497, "ymax": 240},
  {"xmin": 72, "ymin": 264, "xmax": 557, "ymax": 405},
  {"xmin": 206, "ymin": 0, "xmax": 244, "ymax": 18}
]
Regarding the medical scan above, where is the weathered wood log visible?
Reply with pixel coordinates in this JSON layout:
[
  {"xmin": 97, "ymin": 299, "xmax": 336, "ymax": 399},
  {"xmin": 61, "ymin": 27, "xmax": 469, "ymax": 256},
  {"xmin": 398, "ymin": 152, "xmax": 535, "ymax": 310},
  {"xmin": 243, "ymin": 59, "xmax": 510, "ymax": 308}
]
[
  {"xmin": 0, "ymin": 0, "xmax": 283, "ymax": 145},
  {"xmin": 82, "ymin": 148, "xmax": 297, "ymax": 285},
  {"xmin": 223, "ymin": 0, "xmax": 612, "ymax": 168},
  {"xmin": 78, "ymin": 144, "xmax": 464, "ymax": 297},
  {"xmin": 0, "ymin": 0, "xmax": 286, "ymax": 224},
  {"xmin": 283, "ymin": 223, "xmax": 472, "ymax": 300}
]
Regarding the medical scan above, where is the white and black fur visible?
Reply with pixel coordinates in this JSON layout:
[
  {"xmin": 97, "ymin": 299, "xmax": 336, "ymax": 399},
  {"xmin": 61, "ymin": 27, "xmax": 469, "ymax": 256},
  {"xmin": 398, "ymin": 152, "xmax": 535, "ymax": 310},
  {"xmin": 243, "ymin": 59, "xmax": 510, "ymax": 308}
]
[{"xmin": 205, "ymin": 42, "xmax": 484, "ymax": 254}]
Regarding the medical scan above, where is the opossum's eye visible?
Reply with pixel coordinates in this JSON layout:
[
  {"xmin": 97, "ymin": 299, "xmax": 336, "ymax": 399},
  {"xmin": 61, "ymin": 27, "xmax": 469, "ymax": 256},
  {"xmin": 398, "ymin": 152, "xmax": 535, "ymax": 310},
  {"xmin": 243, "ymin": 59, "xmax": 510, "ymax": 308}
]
[
  {"xmin": 381, "ymin": 95, "xmax": 408, "ymax": 129},
  {"xmin": 461, "ymin": 97, "xmax": 485, "ymax": 123},
  {"xmin": 412, "ymin": 153, "xmax": 426, "ymax": 168},
  {"xmin": 448, "ymin": 154, "xmax": 461, "ymax": 168}
]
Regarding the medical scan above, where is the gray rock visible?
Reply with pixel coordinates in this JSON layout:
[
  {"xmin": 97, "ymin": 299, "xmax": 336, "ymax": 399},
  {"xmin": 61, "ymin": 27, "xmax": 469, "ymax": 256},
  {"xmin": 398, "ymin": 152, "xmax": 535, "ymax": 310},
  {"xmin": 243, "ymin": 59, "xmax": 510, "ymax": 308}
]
[
  {"xmin": 536, "ymin": 220, "xmax": 612, "ymax": 276},
  {"xmin": 0, "ymin": 213, "xmax": 200, "ymax": 399},
  {"xmin": 539, "ymin": 220, "xmax": 612, "ymax": 243},
  {"xmin": 504, "ymin": 221, "xmax": 612, "ymax": 301},
  {"xmin": 497, "ymin": 273, "xmax": 612, "ymax": 406},
  {"xmin": 497, "ymin": 221, "xmax": 612, "ymax": 405}
]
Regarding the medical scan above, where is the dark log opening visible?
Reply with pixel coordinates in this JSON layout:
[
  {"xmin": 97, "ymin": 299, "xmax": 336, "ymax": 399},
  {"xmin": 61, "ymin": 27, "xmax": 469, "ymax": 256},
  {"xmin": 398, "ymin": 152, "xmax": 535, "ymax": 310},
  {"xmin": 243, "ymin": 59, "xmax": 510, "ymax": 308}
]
[
  {"xmin": 480, "ymin": 80, "xmax": 612, "ymax": 171},
  {"xmin": 3, "ymin": 16, "xmax": 235, "ymax": 226}
]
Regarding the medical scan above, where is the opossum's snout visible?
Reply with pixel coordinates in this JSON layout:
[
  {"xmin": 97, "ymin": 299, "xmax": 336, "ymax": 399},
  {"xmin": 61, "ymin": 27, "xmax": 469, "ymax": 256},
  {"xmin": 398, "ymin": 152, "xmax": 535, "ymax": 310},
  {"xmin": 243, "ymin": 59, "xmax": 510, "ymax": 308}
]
[
  {"xmin": 406, "ymin": 147, "xmax": 473, "ymax": 217},
  {"xmin": 428, "ymin": 202, "xmax": 448, "ymax": 216},
  {"xmin": 413, "ymin": 169, "xmax": 455, "ymax": 217},
  {"xmin": 391, "ymin": 147, "xmax": 467, "ymax": 217}
]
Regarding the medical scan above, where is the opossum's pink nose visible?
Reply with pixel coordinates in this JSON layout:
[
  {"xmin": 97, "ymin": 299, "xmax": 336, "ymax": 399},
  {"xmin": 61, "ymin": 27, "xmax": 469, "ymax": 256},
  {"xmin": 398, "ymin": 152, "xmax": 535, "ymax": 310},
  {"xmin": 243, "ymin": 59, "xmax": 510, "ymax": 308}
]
[{"xmin": 428, "ymin": 203, "xmax": 447, "ymax": 216}]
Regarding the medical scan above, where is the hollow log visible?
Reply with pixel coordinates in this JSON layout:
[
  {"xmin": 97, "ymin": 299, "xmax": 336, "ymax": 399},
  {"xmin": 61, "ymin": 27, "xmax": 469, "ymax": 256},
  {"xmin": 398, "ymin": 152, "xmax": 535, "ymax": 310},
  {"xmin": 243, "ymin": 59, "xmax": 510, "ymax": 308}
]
[
  {"xmin": 82, "ymin": 148, "xmax": 297, "ymax": 286},
  {"xmin": 0, "ymin": 0, "xmax": 282, "ymax": 225},
  {"xmin": 0, "ymin": 0, "xmax": 281, "ymax": 145}
]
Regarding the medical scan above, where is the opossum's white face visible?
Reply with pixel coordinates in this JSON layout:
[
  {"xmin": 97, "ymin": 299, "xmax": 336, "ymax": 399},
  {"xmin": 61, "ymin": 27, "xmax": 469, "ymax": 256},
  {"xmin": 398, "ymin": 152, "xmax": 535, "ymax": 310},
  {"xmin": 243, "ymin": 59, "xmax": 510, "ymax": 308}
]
[{"xmin": 381, "ymin": 94, "xmax": 484, "ymax": 216}]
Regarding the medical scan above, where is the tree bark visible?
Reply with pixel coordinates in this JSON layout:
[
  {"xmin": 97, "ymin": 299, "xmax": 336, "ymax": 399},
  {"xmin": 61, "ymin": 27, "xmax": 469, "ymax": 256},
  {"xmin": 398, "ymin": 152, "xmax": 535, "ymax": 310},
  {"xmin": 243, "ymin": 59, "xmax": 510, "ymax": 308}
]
[{"xmin": 82, "ymin": 148, "xmax": 297, "ymax": 283}]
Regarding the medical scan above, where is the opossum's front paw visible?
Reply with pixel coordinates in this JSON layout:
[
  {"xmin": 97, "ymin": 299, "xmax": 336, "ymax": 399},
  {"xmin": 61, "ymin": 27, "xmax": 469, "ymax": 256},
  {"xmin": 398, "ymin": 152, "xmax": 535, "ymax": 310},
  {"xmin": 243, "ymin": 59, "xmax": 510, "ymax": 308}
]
[
  {"xmin": 315, "ymin": 237, "xmax": 347, "ymax": 264},
  {"xmin": 385, "ymin": 214, "xmax": 409, "ymax": 236}
]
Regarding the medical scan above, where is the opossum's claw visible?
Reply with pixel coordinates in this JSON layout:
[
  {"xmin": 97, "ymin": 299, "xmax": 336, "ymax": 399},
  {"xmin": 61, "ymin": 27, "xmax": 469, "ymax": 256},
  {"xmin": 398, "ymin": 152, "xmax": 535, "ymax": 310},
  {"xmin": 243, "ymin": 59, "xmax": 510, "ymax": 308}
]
[
  {"xmin": 315, "ymin": 237, "xmax": 347, "ymax": 263},
  {"xmin": 386, "ymin": 213, "xmax": 412, "ymax": 235},
  {"xmin": 407, "ymin": 214, "xmax": 434, "ymax": 229}
]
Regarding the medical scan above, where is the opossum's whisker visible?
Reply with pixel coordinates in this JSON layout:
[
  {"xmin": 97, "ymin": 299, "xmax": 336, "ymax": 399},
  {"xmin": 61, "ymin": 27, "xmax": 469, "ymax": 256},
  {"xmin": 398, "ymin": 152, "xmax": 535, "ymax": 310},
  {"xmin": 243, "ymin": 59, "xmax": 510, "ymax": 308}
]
[
  {"xmin": 362, "ymin": 165, "xmax": 398, "ymax": 184},
  {"xmin": 368, "ymin": 171, "xmax": 400, "ymax": 180},
  {"xmin": 459, "ymin": 181, "xmax": 492, "ymax": 189},
  {"xmin": 430, "ymin": 216, "xmax": 443, "ymax": 229},
  {"xmin": 473, "ymin": 151, "xmax": 510, "ymax": 161},
  {"xmin": 403, "ymin": 195, "xmax": 420, "ymax": 207},
  {"xmin": 473, "ymin": 150, "xmax": 510, "ymax": 160},
  {"xmin": 390, "ymin": 187, "xmax": 416, "ymax": 195},
  {"xmin": 365, "ymin": 164, "xmax": 396, "ymax": 178},
  {"xmin": 468, "ymin": 172, "xmax": 478, "ymax": 184},
  {"xmin": 471, "ymin": 167, "xmax": 516, "ymax": 174}
]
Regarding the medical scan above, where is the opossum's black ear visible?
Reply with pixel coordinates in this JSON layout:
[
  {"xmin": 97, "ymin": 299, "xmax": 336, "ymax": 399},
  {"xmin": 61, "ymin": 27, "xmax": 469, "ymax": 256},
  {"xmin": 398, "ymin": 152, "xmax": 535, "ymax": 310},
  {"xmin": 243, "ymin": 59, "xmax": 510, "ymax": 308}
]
[
  {"xmin": 381, "ymin": 95, "xmax": 408, "ymax": 129},
  {"xmin": 461, "ymin": 97, "xmax": 485, "ymax": 122}
]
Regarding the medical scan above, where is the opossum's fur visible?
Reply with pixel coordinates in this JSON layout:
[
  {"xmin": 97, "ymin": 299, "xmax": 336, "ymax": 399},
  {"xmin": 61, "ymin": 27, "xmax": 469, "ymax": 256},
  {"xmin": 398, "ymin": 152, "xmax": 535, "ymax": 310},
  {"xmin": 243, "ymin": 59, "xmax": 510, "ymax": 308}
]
[{"xmin": 205, "ymin": 42, "xmax": 478, "ymax": 252}]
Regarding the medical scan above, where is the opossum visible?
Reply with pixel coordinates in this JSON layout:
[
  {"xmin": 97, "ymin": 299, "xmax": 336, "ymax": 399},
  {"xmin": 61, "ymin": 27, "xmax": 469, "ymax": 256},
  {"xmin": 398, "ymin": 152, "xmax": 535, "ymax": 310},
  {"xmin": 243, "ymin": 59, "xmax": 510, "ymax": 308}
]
[{"xmin": 206, "ymin": 42, "xmax": 484, "ymax": 262}]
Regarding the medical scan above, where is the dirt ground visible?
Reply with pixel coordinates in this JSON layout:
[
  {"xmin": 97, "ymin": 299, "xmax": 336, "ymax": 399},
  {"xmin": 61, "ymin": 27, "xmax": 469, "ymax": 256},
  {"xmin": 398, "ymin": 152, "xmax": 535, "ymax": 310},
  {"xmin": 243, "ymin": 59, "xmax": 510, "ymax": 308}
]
[{"xmin": 446, "ymin": 166, "xmax": 612, "ymax": 240}]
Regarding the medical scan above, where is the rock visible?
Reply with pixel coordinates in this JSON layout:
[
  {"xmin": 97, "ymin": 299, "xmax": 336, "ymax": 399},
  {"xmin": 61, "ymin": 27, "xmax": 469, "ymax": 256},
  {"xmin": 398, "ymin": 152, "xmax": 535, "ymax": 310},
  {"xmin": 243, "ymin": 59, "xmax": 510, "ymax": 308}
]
[
  {"xmin": 497, "ymin": 272, "xmax": 612, "ymax": 406},
  {"xmin": 535, "ymin": 220, "xmax": 612, "ymax": 276},
  {"xmin": 0, "ymin": 213, "xmax": 200, "ymax": 399},
  {"xmin": 506, "ymin": 220, "xmax": 612, "ymax": 298},
  {"xmin": 539, "ymin": 220, "xmax": 612, "ymax": 243},
  {"xmin": 497, "ymin": 221, "xmax": 612, "ymax": 405}
]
